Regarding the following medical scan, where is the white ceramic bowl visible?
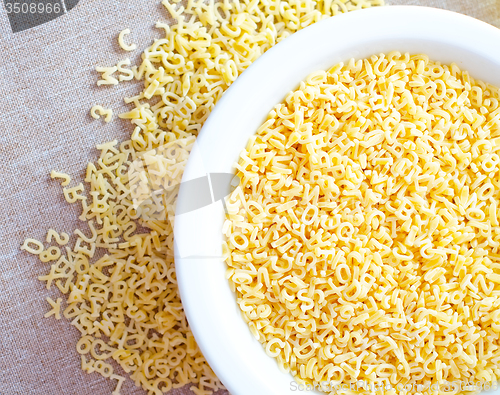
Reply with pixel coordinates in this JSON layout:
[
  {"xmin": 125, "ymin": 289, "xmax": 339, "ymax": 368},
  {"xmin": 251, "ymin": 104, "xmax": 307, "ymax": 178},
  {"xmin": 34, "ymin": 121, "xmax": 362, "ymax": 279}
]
[{"xmin": 174, "ymin": 6, "xmax": 500, "ymax": 395}]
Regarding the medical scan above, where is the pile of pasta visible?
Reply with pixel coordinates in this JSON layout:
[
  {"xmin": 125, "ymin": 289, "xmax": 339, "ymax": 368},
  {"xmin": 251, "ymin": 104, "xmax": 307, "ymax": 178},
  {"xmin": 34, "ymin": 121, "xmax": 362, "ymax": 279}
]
[
  {"xmin": 21, "ymin": 0, "xmax": 385, "ymax": 394},
  {"xmin": 223, "ymin": 53, "xmax": 500, "ymax": 393}
]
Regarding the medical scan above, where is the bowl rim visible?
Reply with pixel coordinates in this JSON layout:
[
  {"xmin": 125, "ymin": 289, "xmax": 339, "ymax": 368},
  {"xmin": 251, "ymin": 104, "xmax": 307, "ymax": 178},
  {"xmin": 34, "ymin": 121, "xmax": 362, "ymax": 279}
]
[{"xmin": 174, "ymin": 6, "xmax": 500, "ymax": 395}]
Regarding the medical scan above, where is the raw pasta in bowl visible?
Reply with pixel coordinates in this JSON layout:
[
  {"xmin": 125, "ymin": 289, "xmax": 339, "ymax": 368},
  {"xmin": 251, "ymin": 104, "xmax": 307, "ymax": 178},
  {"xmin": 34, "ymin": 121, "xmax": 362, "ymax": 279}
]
[
  {"xmin": 174, "ymin": 6, "xmax": 500, "ymax": 395},
  {"xmin": 223, "ymin": 52, "xmax": 500, "ymax": 394}
]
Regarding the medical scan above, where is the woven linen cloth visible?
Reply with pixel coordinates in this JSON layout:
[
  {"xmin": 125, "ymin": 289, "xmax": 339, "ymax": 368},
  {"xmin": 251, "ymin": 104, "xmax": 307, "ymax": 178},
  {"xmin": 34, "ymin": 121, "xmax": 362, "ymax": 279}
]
[{"xmin": 0, "ymin": 1, "xmax": 498, "ymax": 394}]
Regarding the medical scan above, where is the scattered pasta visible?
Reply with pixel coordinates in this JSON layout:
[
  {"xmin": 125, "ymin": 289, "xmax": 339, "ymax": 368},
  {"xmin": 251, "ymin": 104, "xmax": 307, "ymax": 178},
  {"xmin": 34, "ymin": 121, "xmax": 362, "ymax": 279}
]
[
  {"xmin": 95, "ymin": 66, "xmax": 119, "ymax": 86},
  {"xmin": 46, "ymin": 229, "xmax": 70, "ymax": 246},
  {"xmin": 116, "ymin": 58, "xmax": 134, "ymax": 82},
  {"xmin": 21, "ymin": 238, "xmax": 44, "ymax": 255},
  {"xmin": 117, "ymin": 28, "xmax": 137, "ymax": 52},
  {"xmin": 44, "ymin": 296, "xmax": 62, "ymax": 319},
  {"xmin": 50, "ymin": 170, "xmax": 71, "ymax": 186},
  {"xmin": 28, "ymin": 139, "xmax": 223, "ymax": 394},
  {"xmin": 90, "ymin": 105, "xmax": 113, "ymax": 123},
  {"xmin": 120, "ymin": 0, "xmax": 384, "ymax": 137},
  {"xmin": 224, "ymin": 53, "xmax": 500, "ymax": 394}
]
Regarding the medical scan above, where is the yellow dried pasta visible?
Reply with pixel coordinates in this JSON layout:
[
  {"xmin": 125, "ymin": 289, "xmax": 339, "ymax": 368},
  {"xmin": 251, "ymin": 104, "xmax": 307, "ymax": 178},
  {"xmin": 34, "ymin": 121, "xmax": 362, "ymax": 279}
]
[
  {"xmin": 96, "ymin": 66, "xmax": 119, "ymax": 86},
  {"xmin": 118, "ymin": 28, "xmax": 137, "ymax": 52},
  {"xmin": 90, "ymin": 105, "xmax": 113, "ymax": 123},
  {"xmin": 50, "ymin": 170, "xmax": 71, "ymax": 186},
  {"xmin": 224, "ymin": 53, "xmax": 500, "ymax": 394},
  {"xmin": 46, "ymin": 229, "xmax": 70, "ymax": 246},
  {"xmin": 21, "ymin": 238, "xmax": 44, "ymax": 254},
  {"xmin": 121, "ymin": 0, "xmax": 384, "ymax": 138},
  {"xmin": 44, "ymin": 296, "xmax": 62, "ymax": 319},
  {"xmin": 28, "ymin": 139, "xmax": 223, "ymax": 394}
]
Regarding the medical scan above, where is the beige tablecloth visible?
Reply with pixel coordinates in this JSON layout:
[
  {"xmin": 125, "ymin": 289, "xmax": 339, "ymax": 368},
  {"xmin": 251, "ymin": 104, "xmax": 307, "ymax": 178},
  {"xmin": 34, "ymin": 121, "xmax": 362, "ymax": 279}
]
[{"xmin": 0, "ymin": 1, "xmax": 498, "ymax": 394}]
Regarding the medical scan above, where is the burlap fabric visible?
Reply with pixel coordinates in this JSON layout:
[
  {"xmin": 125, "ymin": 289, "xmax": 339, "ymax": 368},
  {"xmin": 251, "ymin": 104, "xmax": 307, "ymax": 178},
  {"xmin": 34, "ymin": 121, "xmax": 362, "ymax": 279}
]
[{"xmin": 0, "ymin": 1, "xmax": 498, "ymax": 394}]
